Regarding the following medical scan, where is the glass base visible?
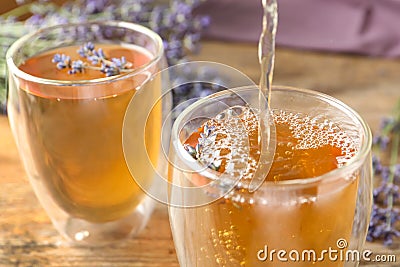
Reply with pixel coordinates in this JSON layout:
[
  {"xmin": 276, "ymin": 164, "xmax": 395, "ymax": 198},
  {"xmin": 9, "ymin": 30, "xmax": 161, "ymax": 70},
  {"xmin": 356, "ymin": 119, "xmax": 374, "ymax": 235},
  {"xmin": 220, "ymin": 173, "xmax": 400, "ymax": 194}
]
[{"xmin": 53, "ymin": 196, "xmax": 155, "ymax": 246}]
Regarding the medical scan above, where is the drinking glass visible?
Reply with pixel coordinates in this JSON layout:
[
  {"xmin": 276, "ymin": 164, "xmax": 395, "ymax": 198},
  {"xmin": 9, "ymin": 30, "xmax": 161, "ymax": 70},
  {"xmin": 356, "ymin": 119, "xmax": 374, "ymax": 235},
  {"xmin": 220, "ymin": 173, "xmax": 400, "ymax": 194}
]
[
  {"xmin": 6, "ymin": 21, "xmax": 166, "ymax": 244},
  {"xmin": 168, "ymin": 86, "xmax": 372, "ymax": 266}
]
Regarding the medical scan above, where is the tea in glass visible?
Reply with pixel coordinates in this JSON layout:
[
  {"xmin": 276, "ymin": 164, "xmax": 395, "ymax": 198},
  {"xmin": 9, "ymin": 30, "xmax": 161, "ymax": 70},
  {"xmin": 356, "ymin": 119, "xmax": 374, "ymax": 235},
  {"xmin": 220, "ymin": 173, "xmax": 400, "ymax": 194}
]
[
  {"xmin": 168, "ymin": 86, "xmax": 372, "ymax": 267},
  {"xmin": 7, "ymin": 21, "xmax": 165, "ymax": 244}
]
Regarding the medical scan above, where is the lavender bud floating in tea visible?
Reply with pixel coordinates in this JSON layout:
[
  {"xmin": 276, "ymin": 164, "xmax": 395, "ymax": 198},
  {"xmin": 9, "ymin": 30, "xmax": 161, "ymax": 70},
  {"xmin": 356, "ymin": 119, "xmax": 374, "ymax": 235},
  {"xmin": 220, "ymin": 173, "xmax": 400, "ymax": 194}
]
[{"xmin": 52, "ymin": 42, "xmax": 133, "ymax": 77}]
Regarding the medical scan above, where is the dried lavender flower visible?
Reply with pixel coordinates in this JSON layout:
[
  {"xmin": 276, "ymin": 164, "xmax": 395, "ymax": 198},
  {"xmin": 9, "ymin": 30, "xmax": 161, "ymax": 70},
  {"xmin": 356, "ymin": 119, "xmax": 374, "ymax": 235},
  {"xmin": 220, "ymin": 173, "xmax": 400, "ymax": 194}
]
[
  {"xmin": 52, "ymin": 42, "xmax": 132, "ymax": 77},
  {"xmin": 69, "ymin": 60, "xmax": 85, "ymax": 74},
  {"xmin": 52, "ymin": 53, "xmax": 71, "ymax": 69},
  {"xmin": 367, "ymin": 100, "xmax": 400, "ymax": 246}
]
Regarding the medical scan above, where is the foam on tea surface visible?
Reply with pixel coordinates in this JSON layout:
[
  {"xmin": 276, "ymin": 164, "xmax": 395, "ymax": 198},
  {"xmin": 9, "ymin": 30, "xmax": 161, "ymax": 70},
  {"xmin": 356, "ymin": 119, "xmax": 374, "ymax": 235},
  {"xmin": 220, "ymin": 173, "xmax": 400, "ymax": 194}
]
[{"xmin": 189, "ymin": 106, "xmax": 358, "ymax": 186}]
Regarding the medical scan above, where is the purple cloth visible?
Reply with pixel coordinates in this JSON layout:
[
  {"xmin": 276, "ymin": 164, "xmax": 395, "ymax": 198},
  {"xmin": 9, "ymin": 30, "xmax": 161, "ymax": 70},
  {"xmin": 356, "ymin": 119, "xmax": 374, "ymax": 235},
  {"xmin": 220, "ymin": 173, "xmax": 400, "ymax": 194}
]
[{"xmin": 196, "ymin": 0, "xmax": 400, "ymax": 57}]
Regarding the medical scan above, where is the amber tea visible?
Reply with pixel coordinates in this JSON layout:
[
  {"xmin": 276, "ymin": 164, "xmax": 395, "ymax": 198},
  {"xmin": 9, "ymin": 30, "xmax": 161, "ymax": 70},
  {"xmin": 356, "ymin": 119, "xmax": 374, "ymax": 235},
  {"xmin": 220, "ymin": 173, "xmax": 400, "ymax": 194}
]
[
  {"xmin": 168, "ymin": 86, "xmax": 372, "ymax": 267},
  {"xmin": 17, "ymin": 44, "xmax": 160, "ymax": 223},
  {"xmin": 7, "ymin": 22, "xmax": 165, "ymax": 244}
]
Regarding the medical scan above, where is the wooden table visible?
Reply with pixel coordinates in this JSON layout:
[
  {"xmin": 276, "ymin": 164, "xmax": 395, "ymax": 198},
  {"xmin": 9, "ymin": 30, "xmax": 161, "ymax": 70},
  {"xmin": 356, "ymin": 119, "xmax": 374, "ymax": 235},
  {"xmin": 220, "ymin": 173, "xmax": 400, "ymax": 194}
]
[{"xmin": 1, "ymin": 42, "xmax": 400, "ymax": 266}]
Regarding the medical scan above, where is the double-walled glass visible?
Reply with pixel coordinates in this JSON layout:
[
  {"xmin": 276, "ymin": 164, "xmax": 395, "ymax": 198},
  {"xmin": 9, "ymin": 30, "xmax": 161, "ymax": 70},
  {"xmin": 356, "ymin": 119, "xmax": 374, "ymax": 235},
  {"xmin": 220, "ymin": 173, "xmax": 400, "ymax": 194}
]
[
  {"xmin": 168, "ymin": 86, "xmax": 372, "ymax": 266},
  {"xmin": 7, "ymin": 21, "xmax": 165, "ymax": 244}
]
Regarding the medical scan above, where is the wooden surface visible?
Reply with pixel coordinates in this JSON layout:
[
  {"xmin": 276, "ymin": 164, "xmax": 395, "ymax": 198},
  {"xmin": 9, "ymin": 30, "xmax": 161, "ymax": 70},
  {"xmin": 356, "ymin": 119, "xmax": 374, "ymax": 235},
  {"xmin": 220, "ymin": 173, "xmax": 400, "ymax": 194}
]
[{"xmin": 1, "ymin": 41, "xmax": 400, "ymax": 266}]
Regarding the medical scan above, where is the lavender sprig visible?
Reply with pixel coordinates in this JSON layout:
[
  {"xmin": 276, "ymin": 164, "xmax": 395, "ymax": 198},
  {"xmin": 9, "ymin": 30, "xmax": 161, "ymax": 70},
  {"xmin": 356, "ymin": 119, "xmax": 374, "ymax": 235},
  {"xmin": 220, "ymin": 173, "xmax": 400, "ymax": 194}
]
[
  {"xmin": 183, "ymin": 124, "xmax": 223, "ymax": 172},
  {"xmin": 52, "ymin": 42, "xmax": 133, "ymax": 77},
  {"xmin": 367, "ymin": 100, "xmax": 400, "ymax": 246},
  {"xmin": 20, "ymin": 0, "xmax": 209, "ymax": 66},
  {"xmin": 367, "ymin": 205, "xmax": 400, "ymax": 246}
]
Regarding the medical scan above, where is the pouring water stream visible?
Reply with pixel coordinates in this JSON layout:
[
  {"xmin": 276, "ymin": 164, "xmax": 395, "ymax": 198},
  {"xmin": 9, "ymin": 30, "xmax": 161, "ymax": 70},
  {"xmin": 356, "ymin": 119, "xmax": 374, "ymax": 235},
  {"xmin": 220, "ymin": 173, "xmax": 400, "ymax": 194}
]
[{"xmin": 249, "ymin": 0, "xmax": 278, "ymax": 192}]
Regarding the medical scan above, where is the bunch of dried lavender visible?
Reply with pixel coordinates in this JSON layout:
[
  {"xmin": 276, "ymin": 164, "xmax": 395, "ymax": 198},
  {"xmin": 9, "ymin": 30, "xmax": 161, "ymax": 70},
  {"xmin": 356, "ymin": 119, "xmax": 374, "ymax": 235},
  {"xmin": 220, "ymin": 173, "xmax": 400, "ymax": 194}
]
[
  {"xmin": 0, "ymin": 0, "xmax": 210, "ymax": 113},
  {"xmin": 367, "ymin": 100, "xmax": 400, "ymax": 246}
]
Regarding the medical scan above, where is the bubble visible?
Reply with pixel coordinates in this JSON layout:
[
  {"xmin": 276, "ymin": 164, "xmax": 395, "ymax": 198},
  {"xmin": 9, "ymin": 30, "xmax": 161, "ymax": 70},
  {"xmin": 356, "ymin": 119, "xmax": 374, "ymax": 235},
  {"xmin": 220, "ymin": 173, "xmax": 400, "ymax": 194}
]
[
  {"xmin": 216, "ymin": 112, "xmax": 226, "ymax": 120},
  {"xmin": 271, "ymin": 110, "xmax": 358, "ymax": 165},
  {"xmin": 228, "ymin": 106, "xmax": 244, "ymax": 117},
  {"xmin": 194, "ymin": 107, "xmax": 359, "ymax": 206}
]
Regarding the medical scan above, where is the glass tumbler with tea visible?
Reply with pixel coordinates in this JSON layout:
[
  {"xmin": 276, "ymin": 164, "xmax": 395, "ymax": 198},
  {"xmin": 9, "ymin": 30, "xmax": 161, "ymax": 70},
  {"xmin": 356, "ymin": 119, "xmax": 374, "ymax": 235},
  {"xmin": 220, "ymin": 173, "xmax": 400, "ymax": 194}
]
[
  {"xmin": 168, "ymin": 86, "xmax": 372, "ymax": 266},
  {"xmin": 6, "ymin": 21, "xmax": 166, "ymax": 244}
]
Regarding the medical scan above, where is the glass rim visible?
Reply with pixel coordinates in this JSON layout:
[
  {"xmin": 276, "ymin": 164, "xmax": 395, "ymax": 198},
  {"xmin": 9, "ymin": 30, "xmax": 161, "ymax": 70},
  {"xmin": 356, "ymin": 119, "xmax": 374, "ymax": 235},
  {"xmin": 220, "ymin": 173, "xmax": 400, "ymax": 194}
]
[
  {"xmin": 6, "ymin": 20, "xmax": 164, "ymax": 86},
  {"xmin": 172, "ymin": 85, "xmax": 372, "ymax": 188}
]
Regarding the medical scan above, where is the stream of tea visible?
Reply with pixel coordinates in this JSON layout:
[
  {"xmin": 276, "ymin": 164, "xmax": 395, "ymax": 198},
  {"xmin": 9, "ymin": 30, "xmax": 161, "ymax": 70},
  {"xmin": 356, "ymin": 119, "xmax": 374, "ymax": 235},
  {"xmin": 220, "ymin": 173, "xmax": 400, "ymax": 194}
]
[
  {"xmin": 250, "ymin": 0, "xmax": 278, "ymax": 191},
  {"xmin": 258, "ymin": 0, "xmax": 278, "ymax": 100}
]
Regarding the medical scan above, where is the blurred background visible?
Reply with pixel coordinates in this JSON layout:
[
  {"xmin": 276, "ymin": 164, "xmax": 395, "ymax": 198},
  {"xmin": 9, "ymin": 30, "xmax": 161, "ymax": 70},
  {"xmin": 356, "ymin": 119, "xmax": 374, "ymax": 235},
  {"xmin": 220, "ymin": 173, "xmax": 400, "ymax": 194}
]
[{"xmin": 1, "ymin": 0, "xmax": 399, "ymax": 129}]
